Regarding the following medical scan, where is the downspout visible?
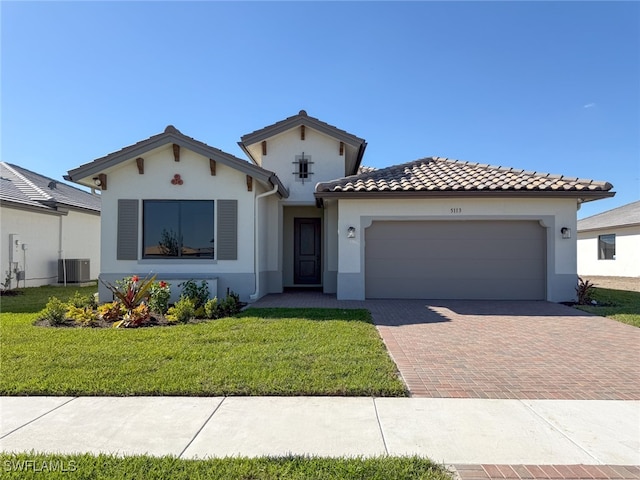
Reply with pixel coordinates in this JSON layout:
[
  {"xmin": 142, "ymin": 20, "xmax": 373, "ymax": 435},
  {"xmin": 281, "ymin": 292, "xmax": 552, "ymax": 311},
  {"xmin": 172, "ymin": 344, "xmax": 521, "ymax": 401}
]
[
  {"xmin": 58, "ymin": 215, "xmax": 66, "ymax": 286},
  {"xmin": 249, "ymin": 183, "xmax": 279, "ymax": 300}
]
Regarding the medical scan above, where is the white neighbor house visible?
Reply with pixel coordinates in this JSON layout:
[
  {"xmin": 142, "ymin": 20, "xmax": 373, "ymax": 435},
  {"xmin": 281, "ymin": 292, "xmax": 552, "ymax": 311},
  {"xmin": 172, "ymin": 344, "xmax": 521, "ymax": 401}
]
[
  {"xmin": 1, "ymin": 162, "xmax": 101, "ymax": 288},
  {"xmin": 66, "ymin": 111, "xmax": 614, "ymax": 303},
  {"xmin": 577, "ymin": 200, "xmax": 640, "ymax": 277}
]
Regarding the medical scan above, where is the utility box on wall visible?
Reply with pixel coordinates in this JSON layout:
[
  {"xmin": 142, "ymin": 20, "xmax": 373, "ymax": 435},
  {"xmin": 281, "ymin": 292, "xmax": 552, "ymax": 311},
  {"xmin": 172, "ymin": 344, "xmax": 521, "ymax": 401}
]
[{"xmin": 58, "ymin": 259, "xmax": 91, "ymax": 283}]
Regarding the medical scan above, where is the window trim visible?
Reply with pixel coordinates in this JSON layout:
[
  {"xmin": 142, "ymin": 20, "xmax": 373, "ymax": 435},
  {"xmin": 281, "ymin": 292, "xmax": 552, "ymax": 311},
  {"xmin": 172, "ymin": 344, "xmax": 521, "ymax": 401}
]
[
  {"xmin": 597, "ymin": 233, "xmax": 616, "ymax": 260},
  {"xmin": 142, "ymin": 199, "xmax": 215, "ymax": 260}
]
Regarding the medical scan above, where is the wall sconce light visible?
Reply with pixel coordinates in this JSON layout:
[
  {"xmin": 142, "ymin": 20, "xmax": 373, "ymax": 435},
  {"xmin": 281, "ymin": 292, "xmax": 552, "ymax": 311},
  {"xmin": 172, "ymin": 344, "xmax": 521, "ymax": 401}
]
[
  {"xmin": 92, "ymin": 173, "xmax": 107, "ymax": 189},
  {"xmin": 561, "ymin": 227, "xmax": 571, "ymax": 239},
  {"xmin": 347, "ymin": 226, "xmax": 356, "ymax": 238}
]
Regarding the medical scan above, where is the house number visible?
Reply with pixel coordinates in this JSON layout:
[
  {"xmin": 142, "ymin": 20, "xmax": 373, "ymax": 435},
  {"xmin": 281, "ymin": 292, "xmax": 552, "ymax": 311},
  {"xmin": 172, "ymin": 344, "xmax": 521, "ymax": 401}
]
[{"xmin": 450, "ymin": 207, "xmax": 462, "ymax": 214}]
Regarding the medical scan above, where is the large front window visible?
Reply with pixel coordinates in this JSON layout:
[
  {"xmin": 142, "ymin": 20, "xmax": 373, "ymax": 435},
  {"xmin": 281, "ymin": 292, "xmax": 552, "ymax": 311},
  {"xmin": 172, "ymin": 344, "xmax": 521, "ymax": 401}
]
[{"xmin": 143, "ymin": 200, "xmax": 215, "ymax": 258}]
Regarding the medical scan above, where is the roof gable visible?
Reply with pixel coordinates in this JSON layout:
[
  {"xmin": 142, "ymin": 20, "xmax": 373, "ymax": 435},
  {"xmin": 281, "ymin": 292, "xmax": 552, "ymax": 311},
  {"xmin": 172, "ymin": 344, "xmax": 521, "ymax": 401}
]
[
  {"xmin": 1, "ymin": 162, "xmax": 100, "ymax": 213},
  {"xmin": 577, "ymin": 200, "xmax": 640, "ymax": 231},
  {"xmin": 238, "ymin": 110, "xmax": 367, "ymax": 175},
  {"xmin": 67, "ymin": 126, "xmax": 288, "ymax": 198},
  {"xmin": 240, "ymin": 110, "xmax": 366, "ymax": 148},
  {"xmin": 315, "ymin": 157, "xmax": 614, "ymax": 203}
]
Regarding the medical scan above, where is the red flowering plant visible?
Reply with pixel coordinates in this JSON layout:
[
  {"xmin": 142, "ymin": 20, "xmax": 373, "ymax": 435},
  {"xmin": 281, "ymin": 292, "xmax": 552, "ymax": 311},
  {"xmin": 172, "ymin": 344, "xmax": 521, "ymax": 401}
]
[
  {"xmin": 100, "ymin": 273, "xmax": 157, "ymax": 327},
  {"xmin": 148, "ymin": 280, "xmax": 171, "ymax": 315}
]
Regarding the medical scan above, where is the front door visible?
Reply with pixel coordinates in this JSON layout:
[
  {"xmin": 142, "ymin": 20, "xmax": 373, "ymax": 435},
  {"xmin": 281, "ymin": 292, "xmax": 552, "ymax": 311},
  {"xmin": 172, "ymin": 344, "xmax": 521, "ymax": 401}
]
[{"xmin": 294, "ymin": 218, "xmax": 321, "ymax": 285}]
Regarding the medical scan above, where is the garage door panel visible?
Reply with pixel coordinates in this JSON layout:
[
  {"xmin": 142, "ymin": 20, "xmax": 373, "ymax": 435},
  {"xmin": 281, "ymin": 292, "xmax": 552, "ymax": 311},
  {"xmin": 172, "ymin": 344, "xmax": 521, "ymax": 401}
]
[
  {"xmin": 365, "ymin": 221, "xmax": 546, "ymax": 300},
  {"xmin": 366, "ymin": 277, "xmax": 543, "ymax": 300}
]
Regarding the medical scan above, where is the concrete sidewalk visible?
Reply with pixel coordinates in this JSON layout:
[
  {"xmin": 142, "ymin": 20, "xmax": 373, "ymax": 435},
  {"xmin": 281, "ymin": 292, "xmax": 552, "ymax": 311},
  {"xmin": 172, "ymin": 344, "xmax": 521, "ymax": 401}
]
[{"xmin": 1, "ymin": 396, "xmax": 638, "ymax": 466}]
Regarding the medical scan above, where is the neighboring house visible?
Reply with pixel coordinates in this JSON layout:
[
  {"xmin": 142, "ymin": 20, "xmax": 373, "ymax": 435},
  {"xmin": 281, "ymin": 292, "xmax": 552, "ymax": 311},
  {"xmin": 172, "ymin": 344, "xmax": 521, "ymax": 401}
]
[
  {"xmin": 66, "ymin": 111, "xmax": 614, "ymax": 303},
  {"xmin": 1, "ymin": 162, "xmax": 101, "ymax": 288},
  {"xmin": 577, "ymin": 200, "xmax": 640, "ymax": 278}
]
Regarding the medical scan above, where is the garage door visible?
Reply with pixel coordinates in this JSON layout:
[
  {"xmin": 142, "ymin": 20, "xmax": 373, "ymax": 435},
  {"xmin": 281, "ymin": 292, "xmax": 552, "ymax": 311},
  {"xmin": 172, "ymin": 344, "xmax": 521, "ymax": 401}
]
[{"xmin": 365, "ymin": 220, "xmax": 546, "ymax": 300}]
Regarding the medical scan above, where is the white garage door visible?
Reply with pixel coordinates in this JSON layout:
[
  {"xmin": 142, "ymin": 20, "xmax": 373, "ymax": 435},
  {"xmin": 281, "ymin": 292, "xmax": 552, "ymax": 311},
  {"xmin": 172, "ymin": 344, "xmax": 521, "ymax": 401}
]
[{"xmin": 365, "ymin": 220, "xmax": 546, "ymax": 300}]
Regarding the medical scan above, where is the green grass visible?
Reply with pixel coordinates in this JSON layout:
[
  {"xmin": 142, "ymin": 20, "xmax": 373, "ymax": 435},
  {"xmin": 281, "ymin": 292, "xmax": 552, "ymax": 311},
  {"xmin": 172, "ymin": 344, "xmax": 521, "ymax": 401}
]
[
  {"xmin": 0, "ymin": 286, "xmax": 406, "ymax": 396},
  {"xmin": 0, "ymin": 284, "xmax": 99, "ymax": 313},
  {"xmin": 575, "ymin": 287, "xmax": 640, "ymax": 327},
  {"xmin": 0, "ymin": 453, "xmax": 452, "ymax": 480}
]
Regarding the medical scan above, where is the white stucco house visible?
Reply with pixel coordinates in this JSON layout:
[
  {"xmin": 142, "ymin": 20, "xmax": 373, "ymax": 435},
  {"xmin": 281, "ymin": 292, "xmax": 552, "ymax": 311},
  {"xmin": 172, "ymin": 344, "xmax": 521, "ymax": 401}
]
[
  {"xmin": 577, "ymin": 200, "xmax": 640, "ymax": 278},
  {"xmin": 66, "ymin": 111, "xmax": 614, "ymax": 303},
  {"xmin": 1, "ymin": 162, "xmax": 101, "ymax": 288}
]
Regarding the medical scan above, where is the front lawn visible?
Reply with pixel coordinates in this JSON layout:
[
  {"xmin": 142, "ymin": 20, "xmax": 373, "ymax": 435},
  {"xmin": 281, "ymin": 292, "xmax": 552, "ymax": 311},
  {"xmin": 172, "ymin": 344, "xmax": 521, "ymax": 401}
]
[
  {"xmin": 0, "ymin": 287, "xmax": 406, "ymax": 396},
  {"xmin": 575, "ymin": 287, "xmax": 640, "ymax": 328},
  {"xmin": 0, "ymin": 453, "xmax": 452, "ymax": 480}
]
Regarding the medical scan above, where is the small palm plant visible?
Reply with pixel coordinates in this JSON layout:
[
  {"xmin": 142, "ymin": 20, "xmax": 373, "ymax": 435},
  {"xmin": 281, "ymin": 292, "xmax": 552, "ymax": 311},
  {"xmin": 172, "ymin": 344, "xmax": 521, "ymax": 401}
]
[{"xmin": 100, "ymin": 274, "xmax": 156, "ymax": 327}]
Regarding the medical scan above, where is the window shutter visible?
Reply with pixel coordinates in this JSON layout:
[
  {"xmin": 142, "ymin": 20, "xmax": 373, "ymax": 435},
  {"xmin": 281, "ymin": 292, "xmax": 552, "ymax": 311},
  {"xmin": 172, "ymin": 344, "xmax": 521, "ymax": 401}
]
[
  {"xmin": 117, "ymin": 199, "xmax": 139, "ymax": 260},
  {"xmin": 217, "ymin": 200, "xmax": 237, "ymax": 260}
]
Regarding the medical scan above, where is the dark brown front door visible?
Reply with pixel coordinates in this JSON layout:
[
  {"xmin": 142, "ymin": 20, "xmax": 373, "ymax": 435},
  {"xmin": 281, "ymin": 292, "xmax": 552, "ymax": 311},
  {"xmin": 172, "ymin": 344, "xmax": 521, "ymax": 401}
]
[{"xmin": 294, "ymin": 218, "xmax": 321, "ymax": 285}]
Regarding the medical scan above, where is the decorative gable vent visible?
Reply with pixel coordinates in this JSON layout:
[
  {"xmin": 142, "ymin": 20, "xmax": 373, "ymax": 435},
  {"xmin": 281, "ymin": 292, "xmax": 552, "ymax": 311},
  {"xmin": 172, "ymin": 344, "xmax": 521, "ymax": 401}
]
[{"xmin": 293, "ymin": 152, "xmax": 314, "ymax": 184}]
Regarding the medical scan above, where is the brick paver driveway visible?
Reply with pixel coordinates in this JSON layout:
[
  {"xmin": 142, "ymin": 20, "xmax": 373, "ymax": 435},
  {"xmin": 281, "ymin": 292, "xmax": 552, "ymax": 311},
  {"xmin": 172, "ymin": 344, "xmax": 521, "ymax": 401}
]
[{"xmin": 251, "ymin": 293, "xmax": 640, "ymax": 400}]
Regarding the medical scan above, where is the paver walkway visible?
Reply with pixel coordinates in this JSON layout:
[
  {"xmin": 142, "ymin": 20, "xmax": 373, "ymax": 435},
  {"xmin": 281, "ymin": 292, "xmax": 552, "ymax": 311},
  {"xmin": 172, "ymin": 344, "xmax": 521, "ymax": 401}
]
[{"xmin": 251, "ymin": 293, "xmax": 640, "ymax": 400}]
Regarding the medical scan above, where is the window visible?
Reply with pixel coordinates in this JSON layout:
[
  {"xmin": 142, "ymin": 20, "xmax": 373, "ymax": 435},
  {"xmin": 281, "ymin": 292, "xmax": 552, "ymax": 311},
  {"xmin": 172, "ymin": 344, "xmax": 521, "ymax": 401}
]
[
  {"xmin": 293, "ymin": 153, "xmax": 313, "ymax": 184},
  {"xmin": 143, "ymin": 200, "xmax": 214, "ymax": 258},
  {"xmin": 598, "ymin": 234, "xmax": 615, "ymax": 260}
]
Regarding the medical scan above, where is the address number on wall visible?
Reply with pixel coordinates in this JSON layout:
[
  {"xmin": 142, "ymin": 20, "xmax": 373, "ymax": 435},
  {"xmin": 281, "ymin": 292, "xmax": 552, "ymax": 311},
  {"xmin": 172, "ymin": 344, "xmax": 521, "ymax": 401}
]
[{"xmin": 450, "ymin": 208, "xmax": 462, "ymax": 214}]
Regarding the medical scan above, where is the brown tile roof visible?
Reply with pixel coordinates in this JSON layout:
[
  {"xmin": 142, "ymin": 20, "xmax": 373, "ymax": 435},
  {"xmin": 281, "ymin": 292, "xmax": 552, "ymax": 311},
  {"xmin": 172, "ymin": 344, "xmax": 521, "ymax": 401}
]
[
  {"xmin": 315, "ymin": 157, "xmax": 614, "ymax": 199},
  {"xmin": 240, "ymin": 110, "xmax": 366, "ymax": 147}
]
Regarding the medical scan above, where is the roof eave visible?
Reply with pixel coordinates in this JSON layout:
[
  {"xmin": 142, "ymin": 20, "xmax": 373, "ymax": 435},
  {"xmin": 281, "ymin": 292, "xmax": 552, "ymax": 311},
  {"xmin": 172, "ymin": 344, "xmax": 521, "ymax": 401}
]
[
  {"xmin": 67, "ymin": 129, "xmax": 289, "ymax": 198},
  {"xmin": 240, "ymin": 115, "xmax": 365, "ymax": 149},
  {"xmin": 314, "ymin": 190, "xmax": 616, "ymax": 201},
  {"xmin": 0, "ymin": 199, "xmax": 64, "ymax": 216},
  {"xmin": 578, "ymin": 222, "xmax": 640, "ymax": 233}
]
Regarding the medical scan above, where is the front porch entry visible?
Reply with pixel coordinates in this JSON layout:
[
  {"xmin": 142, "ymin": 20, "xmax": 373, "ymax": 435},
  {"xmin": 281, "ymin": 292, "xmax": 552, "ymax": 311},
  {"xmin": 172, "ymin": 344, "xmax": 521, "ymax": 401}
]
[
  {"xmin": 294, "ymin": 217, "xmax": 321, "ymax": 284},
  {"xmin": 283, "ymin": 206, "xmax": 323, "ymax": 288}
]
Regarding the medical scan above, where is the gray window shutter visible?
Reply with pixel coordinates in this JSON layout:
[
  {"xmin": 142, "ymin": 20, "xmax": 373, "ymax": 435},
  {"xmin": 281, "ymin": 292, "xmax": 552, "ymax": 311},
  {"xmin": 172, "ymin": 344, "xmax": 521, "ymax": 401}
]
[
  {"xmin": 117, "ymin": 199, "xmax": 139, "ymax": 260},
  {"xmin": 217, "ymin": 200, "xmax": 237, "ymax": 260}
]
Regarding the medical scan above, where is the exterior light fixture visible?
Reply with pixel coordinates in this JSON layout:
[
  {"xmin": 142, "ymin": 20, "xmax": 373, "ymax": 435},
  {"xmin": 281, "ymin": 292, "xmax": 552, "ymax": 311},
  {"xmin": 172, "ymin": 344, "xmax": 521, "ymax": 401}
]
[
  {"xmin": 347, "ymin": 226, "xmax": 356, "ymax": 238},
  {"xmin": 93, "ymin": 177, "xmax": 102, "ymax": 187},
  {"xmin": 561, "ymin": 227, "xmax": 571, "ymax": 239}
]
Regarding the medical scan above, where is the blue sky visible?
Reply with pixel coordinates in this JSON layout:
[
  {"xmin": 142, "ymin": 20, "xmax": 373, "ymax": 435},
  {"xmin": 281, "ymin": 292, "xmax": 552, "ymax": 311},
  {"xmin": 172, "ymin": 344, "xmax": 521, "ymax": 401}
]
[{"xmin": 2, "ymin": 1, "xmax": 638, "ymax": 219}]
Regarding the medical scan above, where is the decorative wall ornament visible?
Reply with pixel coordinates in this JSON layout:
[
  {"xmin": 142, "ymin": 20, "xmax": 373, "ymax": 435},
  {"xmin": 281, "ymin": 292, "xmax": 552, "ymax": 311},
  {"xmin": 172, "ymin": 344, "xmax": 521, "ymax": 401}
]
[{"xmin": 171, "ymin": 174, "xmax": 183, "ymax": 185}]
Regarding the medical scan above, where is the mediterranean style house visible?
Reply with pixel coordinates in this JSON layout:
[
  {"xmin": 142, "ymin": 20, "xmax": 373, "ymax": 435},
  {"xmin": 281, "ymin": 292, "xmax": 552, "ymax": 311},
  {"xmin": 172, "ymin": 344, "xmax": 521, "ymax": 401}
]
[{"xmin": 66, "ymin": 111, "xmax": 614, "ymax": 303}]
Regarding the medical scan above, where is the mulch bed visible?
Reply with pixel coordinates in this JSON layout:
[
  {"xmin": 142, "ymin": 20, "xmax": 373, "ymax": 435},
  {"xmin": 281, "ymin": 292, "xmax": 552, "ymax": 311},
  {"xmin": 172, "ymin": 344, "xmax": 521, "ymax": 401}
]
[{"xmin": 32, "ymin": 315, "xmax": 220, "ymax": 329}]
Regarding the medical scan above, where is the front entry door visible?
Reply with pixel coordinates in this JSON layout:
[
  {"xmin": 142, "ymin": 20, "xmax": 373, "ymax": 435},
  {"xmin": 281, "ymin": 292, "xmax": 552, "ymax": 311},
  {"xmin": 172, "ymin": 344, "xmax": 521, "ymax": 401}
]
[{"xmin": 294, "ymin": 218, "xmax": 321, "ymax": 284}]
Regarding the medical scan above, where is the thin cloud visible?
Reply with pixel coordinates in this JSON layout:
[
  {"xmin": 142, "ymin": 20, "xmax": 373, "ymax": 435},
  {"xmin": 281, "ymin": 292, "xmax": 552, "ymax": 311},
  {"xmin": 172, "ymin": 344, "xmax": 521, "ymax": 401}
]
[{"xmin": 583, "ymin": 103, "xmax": 596, "ymax": 109}]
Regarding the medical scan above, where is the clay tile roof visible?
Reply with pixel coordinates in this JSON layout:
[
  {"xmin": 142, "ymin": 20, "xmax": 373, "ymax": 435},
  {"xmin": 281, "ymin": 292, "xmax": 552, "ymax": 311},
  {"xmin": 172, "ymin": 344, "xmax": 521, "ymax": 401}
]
[
  {"xmin": 315, "ymin": 157, "xmax": 614, "ymax": 200},
  {"xmin": 240, "ymin": 110, "xmax": 365, "ymax": 146}
]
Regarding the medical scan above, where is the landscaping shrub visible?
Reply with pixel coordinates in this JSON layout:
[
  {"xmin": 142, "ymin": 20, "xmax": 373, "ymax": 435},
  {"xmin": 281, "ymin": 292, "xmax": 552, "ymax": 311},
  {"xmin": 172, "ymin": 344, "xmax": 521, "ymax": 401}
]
[
  {"xmin": 204, "ymin": 297, "xmax": 220, "ymax": 319},
  {"xmin": 576, "ymin": 276, "xmax": 596, "ymax": 305},
  {"xmin": 39, "ymin": 297, "xmax": 67, "ymax": 326},
  {"xmin": 204, "ymin": 292, "xmax": 242, "ymax": 319},
  {"xmin": 66, "ymin": 305, "xmax": 99, "ymax": 327},
  {"xmin": 148, "ymin": 280, "xmax": 171, "ymax": 314},
  {"xmin": 178, "ymin": 280, "xmax": 209, "ymax": 309},
  {"xmin": 97, "ymin": 301, "xmax": 126, "ymax": 322},
  {"xmin": 167, "ymin": 297, "xmax": 195, "ymax": 323},
  {"xmin": 101, "ymin": 274, "xmax": 156, "ymax": 313},
  {"xmin": 68, "ymin": 290, "xmax": 98, "ymax": 309}
]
